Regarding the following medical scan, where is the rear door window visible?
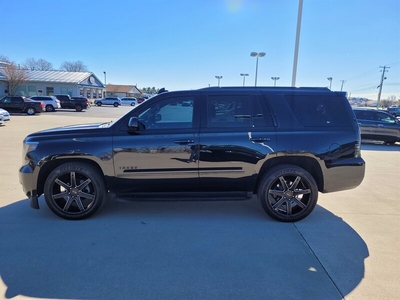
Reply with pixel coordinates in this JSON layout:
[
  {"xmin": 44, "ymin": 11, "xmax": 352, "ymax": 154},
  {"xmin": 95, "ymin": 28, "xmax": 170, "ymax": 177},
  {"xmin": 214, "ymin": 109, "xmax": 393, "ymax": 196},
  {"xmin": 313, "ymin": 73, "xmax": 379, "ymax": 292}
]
[{"xmin": 205, "ymin": 95, "xmax": 272, "ymax": 129}]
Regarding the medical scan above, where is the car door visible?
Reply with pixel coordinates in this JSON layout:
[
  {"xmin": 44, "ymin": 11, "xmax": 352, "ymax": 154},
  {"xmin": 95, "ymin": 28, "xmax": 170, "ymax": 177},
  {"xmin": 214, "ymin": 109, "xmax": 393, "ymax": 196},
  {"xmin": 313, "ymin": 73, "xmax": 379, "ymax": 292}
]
[
  {"xmin": 372, "ymin": 111, "xmax": 400, "ymax": 141},
  {"xmin": 198, "ymin": 93, "xmax": 277, "ymax": 192},
  {"xmin": 112, "ymin": 93, "xmax": 201, "ymax": 196},
  {"xmin": 353, "ymin": 110, "xmax": 378, "ymax": 140},
  {"xmin": 0, "ymin": 97, "xmax": 13, "ymax": 112}
]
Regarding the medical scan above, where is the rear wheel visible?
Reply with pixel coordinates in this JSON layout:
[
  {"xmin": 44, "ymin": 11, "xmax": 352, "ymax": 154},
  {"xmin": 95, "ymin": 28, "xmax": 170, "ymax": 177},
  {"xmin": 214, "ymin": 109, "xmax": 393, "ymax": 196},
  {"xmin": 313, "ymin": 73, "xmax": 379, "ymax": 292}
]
[
  {"xmin": 26, "ymin": 107, "xmax": 36, "ymax": 115},
  {"xmin": 257, "ymin": 165, "xmax": 318, "ymax": 222},
  {"xmin": 45, "ymin": 105, "xmax": 55, "ymax": 112},
  {"xmin": 75, "ymin": 105, "xmax": 83, "ymax": 112},
  {"xmin": 113, "ymin": 102, "xmax": 119, "ymax": 107},
  {"xmin": 44, "ymin": 162, "xmax": 107, "ymax": 220}
]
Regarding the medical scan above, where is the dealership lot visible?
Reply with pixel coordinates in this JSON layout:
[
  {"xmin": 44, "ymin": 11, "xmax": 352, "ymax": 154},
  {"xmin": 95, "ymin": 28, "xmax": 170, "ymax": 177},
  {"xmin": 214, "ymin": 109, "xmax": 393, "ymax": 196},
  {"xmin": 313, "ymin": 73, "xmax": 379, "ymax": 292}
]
[{"xmin": 0, "ymin": 107, "xmax": 399, "ymax": 300}]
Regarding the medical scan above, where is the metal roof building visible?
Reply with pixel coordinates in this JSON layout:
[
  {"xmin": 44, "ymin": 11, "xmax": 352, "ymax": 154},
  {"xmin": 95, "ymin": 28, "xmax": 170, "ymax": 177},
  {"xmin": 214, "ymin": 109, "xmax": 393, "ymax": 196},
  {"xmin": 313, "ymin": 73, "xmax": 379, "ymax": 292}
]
[{"xmin": 0, "ymin": 68, "xmax": 106, "ymax": 99}]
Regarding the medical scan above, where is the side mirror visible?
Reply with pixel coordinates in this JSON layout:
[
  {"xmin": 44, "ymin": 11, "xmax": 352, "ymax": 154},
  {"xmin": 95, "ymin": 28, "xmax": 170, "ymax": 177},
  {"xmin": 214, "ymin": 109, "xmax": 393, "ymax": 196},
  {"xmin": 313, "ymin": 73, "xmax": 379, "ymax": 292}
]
[{"xmin": 128, "ymin": 117, "xmax": 139, "ymax": 131}]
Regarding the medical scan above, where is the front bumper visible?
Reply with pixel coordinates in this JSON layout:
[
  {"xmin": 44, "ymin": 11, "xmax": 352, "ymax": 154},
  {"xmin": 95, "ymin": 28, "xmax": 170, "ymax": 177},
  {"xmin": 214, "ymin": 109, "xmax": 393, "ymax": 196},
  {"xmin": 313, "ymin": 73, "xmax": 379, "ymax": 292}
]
[{"xmin": 19, "ymin": 164, "xmax": 40, "ymax": 209}]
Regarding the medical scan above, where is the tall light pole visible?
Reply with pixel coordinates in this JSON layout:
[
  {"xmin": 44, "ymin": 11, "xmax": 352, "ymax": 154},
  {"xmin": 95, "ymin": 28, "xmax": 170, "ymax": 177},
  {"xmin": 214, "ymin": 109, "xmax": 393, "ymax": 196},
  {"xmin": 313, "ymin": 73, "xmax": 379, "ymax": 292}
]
[
  {"xmin": 340, "ymin": 80, "xmax": 346, "ymax": 91},
  {"xmin": 292, "ymin": 0, "xmax": 303, "ymax": 87},
  {"xmin": 103, "ymin": 71, "xmax": 107, "ymax": 97},
  {"xmin": 215, "ymin": 75, "xmax": 223, "ymax": 87},
  {"xmin": 250, "ymin": 52, "xmax": 266, "ymax": 86},
  {"xmin": 240, "ymin": 73, "xmax": 249, "ymax": 86},
  {"xmin": 271, "ymin": 77, "xmax": 280, "ymax": 86},
  {"xmin": 327, "ymin": 77, "xmax": 332, "ymax": 90}
]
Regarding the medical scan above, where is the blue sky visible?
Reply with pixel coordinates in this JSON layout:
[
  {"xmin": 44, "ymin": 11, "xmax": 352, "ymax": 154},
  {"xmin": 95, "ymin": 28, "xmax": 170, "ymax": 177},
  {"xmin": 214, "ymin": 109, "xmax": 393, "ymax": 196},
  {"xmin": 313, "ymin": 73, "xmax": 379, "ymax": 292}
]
[{"xmin": 1, "ymin": 0, "xmax": 399, "ymax": 100}]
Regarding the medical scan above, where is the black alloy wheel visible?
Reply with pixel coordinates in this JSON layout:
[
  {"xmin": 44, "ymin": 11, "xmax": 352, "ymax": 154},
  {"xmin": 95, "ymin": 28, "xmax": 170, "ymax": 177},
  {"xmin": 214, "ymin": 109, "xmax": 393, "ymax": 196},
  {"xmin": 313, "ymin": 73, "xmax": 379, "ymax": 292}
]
[
  {"xmin": 44, "ymin": 162, "xmax": 107, "ymax": 220},
  {"xmin": 257, "ymin": 165, "xmax": 318, "ymax": 222},
  {"xmin": 75, "ymin": 105, "xmax": 83, "ymax": 112}
]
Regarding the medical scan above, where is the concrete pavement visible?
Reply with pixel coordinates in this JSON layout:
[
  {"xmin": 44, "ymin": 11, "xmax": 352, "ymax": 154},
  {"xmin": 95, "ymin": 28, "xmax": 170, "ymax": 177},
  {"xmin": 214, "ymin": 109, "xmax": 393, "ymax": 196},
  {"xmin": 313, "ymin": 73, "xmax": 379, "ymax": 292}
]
[{"xmin": 0, "ymin": 107, "xmax": 399, "ymax": 299}]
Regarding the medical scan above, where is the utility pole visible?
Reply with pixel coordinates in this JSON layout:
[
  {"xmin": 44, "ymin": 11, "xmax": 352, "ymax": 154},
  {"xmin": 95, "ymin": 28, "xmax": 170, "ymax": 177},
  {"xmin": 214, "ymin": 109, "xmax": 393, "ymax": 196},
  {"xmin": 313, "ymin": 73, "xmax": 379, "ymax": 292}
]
[{"xmin": 377, "ymin": 66, "xmax": 389, "ymax": 108}]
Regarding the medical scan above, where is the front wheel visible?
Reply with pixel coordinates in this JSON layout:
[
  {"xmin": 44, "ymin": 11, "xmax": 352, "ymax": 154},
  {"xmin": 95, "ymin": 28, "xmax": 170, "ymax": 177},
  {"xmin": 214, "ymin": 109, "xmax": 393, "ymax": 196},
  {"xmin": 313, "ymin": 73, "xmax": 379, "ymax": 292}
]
[
  {"xmin": 257, "ymin": 165, "xmax": 318, "ymax": 222},
  {"xmin": 96, "ymin": 102, "xmax": 102, "ymax": 106},
  {"xmin": 44, "ymin": 162, "xmax": 107, "ymax": 220}
]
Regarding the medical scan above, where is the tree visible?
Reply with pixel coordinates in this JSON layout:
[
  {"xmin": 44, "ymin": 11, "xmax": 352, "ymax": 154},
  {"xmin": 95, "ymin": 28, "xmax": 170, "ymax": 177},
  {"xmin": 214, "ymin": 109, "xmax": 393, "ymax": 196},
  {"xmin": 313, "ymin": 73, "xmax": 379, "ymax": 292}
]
[
  {"xmin": 1, "ymin": 62, "xmax": 27, "ymax": 96},
  {"xmin": 0, "ymin": 54, "xmax": 10, "ymax": 63},
  {"xmin": 60, "ymin": 60, "xmax": 88, "ymax": 72},
  {"xmin": 142, "ymin": 87, "xmax": 159, "ymax": 94},
  {"xmin": 23, "ymin": 57, "xmax": 53, "ymax": 71}
]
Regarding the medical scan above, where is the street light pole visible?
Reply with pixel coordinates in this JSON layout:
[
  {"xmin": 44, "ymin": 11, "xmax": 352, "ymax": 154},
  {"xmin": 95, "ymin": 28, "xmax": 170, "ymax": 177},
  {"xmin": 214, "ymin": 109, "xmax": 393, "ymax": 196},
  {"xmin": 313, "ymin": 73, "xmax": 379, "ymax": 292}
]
[
  {"xmin": 103, "ymin": 71, "xmax": 107, "ymax": 97},
  {"xmin": 240, "ymin": 73, "xmax": 249, "ymax": 86},
  {"xmin": 327, "ymin": 77, "xmax": 332, "ymax": 90},
  {"xmin": 215, "ymin": 76, "xmax": 223, "ymax": 87},
  {"xmin": 340, "ymin": 80, "xmax": 346, "ymax": 91},
  {"xmin": 250, "ymin": 52, "xmax": 266, "ymax": 86},
  {"xmin": 271, "ymin": 77, "xmax": 280, "ymax": 86}
]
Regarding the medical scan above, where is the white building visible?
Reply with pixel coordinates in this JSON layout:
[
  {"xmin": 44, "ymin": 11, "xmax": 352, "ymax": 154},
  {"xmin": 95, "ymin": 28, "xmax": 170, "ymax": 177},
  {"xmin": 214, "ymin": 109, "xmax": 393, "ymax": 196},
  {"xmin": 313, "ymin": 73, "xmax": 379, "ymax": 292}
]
[{"xmin": 0, "ymin": 68, "xmax": 106, "ymax": 99}]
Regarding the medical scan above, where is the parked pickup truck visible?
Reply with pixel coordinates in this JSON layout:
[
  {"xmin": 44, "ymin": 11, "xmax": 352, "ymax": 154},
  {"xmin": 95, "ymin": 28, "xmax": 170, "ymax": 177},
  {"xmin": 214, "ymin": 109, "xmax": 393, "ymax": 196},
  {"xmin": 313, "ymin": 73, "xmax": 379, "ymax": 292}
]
[
  {"xmin": 0, "ymin": 96, "xmax": 44, "ymax": 115},
  {"xmin": 54, "ymin": 94, "xmax": 90, "ymax": 112}
]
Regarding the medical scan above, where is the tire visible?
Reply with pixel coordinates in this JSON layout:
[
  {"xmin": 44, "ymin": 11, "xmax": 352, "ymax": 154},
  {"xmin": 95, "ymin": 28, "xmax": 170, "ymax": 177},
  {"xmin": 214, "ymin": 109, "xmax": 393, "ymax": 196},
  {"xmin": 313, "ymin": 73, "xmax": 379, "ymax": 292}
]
[
  {"xmin": 113, "ymin": 102, "xmax": 119, "ymax": 107},
  {"xmin": 46, "ymin": 105, "xmax": 55, "ymax": 112},
  {"xmin": 257, "ymin": 165, "xmax": 318, "ymax": 222},
  {"xmin": 75, "ymin": 105, "xmax": 83, "ymax": 112},
  {"xmin": 96, "ymin": 102, "xmax": 102, "ymax": 106},
  {"xmin": 130, "ymin": 102, "xmax": 135, "ymax": 106},
  {"xmin": 26, "ymin": 107, "xmax": 36, "ymax": 115},
  {"xmin": 44, "ymin": 162, "xmax": 107, "ymax": 220}
]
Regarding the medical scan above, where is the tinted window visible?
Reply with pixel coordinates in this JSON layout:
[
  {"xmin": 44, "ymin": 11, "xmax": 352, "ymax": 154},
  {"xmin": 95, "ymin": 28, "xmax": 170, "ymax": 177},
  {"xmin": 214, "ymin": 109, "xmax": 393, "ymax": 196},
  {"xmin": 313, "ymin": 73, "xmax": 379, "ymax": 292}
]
[
  {"xmin": 138, "ymin": 96, "xmax": 194, "ymax": 129},
  {"xmin": 284, "ymin": 94, "xmax": 352, "ymax": 127},
  {"xmin": 206, "ymin": 95, "xmax": 268, "ymax": 128},
  {"xmin": 376, "ymin": 111, "xmax": 396, "ymax": 123}
]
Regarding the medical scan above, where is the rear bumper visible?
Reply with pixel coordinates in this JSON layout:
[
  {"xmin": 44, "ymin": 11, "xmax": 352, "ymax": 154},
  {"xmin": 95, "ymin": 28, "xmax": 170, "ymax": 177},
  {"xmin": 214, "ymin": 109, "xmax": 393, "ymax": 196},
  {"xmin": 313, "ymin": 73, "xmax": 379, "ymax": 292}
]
[{"xmin": 323, "ymin": 157, "xmax": 365, "ymax": 193}]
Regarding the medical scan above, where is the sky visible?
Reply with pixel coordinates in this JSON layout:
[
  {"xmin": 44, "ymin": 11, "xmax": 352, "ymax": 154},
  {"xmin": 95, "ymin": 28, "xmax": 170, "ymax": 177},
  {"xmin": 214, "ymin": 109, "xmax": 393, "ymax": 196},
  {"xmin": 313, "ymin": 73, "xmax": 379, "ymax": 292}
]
[{"xmin": 1, "ymin": 0, "xmax": 399, "ymax": 100}]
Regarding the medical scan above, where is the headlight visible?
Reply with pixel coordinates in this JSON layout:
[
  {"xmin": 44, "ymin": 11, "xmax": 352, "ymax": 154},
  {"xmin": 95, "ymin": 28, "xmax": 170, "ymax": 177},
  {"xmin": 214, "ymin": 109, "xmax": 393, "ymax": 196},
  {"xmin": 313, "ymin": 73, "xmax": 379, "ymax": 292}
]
[{"xmin": 22, "ymin": 141, "xmax": 38, "ymax": 161}]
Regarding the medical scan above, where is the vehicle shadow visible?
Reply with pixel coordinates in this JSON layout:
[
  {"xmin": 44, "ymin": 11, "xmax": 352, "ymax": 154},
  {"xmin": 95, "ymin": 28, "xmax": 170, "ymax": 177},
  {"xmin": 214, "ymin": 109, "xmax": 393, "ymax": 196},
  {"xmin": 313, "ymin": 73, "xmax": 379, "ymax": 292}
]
[
  {"xmin": 0, "ymin": 197, "xmax": 368, "ymax": 300},
  {"xmin": 361, "ymin": 140, "xmax": 400, "ymax": 151}
]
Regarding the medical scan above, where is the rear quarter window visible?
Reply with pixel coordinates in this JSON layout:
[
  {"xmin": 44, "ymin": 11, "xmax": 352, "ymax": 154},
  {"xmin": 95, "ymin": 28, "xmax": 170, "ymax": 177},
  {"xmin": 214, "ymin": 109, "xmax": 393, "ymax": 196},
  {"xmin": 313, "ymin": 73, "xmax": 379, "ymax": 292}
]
[{"xmin": 283, "ymin": 94, "xmax": 353, "ymax": 127}]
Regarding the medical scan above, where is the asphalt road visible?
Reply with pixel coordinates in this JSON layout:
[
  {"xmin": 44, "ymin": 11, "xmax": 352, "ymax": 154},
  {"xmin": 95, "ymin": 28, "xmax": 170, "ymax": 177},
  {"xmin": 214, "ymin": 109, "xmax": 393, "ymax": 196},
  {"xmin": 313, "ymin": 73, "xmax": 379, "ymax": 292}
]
[{"xmin": 0, "ymin": 106, "xmax": 399, "ymax": 300}]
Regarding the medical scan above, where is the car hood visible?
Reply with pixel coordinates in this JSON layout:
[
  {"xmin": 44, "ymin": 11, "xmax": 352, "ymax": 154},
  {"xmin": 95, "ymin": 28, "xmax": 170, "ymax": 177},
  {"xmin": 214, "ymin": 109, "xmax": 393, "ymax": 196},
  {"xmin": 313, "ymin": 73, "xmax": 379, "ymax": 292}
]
[{"xmin": 27, "ymin": 122, "xmax": 113, "ymax": 136}]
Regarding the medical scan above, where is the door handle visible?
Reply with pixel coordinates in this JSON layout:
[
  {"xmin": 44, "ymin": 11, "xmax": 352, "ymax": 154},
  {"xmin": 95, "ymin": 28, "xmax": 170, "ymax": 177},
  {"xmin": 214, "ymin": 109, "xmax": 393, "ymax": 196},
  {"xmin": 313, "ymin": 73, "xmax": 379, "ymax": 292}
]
[
  {"xmin": 250, "ymin": 137, "xmax": 270, "ymax": 143},
  {"xmin": 174, "ymin": 139, "xmax": 195, "ymax": 145}
]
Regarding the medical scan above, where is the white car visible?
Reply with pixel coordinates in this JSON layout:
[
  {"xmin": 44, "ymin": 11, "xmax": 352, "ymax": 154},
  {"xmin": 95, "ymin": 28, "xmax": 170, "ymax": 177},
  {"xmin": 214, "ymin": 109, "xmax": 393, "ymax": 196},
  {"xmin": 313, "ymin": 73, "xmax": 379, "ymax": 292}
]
[
  {"xmin": 94, "ymin": 97, "xmax": 122, "ymax": 107},
  {"xmin": 0, "ymin": 108, "xmax": 10, "ymax": 125},
  {"xmin": 29, "ymin": 96, "xmax": 61, "ymax": 112}
]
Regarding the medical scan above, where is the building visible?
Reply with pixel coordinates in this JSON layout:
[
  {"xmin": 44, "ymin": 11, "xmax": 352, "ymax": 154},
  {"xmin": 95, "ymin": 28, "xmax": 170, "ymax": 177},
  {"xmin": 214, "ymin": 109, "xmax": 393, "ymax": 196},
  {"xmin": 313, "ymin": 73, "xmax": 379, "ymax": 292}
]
[
  {"xmin": 0, "ymin": 66, "xmax": 106, "ymax": 99},
  {"xmin": 105, "ymin": 84, "xmax": 142, "ymax": 98}
]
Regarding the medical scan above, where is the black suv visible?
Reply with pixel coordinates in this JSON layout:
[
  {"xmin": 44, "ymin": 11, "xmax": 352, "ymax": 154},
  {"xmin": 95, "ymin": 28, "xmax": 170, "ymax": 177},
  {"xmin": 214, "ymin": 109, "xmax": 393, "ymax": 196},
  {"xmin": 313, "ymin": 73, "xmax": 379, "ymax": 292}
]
[{"xmin": 19, "ymin": 87, "xmax": 365, "ymax": 222}]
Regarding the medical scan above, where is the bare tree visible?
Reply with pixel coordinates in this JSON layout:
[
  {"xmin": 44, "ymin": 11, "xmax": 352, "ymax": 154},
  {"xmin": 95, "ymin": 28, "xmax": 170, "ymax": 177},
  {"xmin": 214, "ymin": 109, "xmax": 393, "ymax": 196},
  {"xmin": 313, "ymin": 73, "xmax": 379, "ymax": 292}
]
[
  {"xmin": 60, "ymin": 60, "xmax": 88, "ymax": 72},
  {"xmin": 0, "ymin": 54, "xmax": 11, "ymax": 63},
  {"xmin": 1, "ymin": 62, "xmax": 27, "ymax": 96},
  {"xmin": 23, "ymin": 57, "xmax": 53, "ymax": 71}
]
